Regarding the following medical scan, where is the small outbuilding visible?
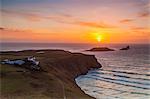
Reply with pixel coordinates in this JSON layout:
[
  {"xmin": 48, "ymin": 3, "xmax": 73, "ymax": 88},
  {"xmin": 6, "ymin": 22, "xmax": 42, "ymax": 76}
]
[{"xmin": 1, "ymin": 56, "xmax": 40, "ymax": 70}]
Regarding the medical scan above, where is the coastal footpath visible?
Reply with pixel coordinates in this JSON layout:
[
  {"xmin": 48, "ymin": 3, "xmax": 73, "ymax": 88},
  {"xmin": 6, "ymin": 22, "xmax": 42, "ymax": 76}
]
[{"xmin": 0, "ymin": 50, "xmax": 102, "ymax": 99}]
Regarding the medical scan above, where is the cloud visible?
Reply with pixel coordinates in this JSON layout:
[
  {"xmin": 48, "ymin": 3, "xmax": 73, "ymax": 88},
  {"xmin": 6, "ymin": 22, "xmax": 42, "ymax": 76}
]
[
  {"xmin": 120, "ymin": 19, "xmax": 134, "ymax": 23},
  {"xmin": 138, "ymin": 11, "xmax": 150, "ymax": 18},
  {"xmin": 130, "ymin": 26, "xmax": 150, "ymax": 35},
  {"xmin": 0, "ymin": 27, "xmax": 33, "ymax": 33},
  {"xmin": 131, "ymin": 27, "xmax": 147, "ymax": 30},
  {"xmin": 46, "ymin": 14, "xmax": 115, "ymax": 28},
  {"xmin": 73, "ymin": 21, "xmax": 114, "ymax": 28},
  {"xmin": 0, "ymin": 27, "xmax": 5, "ymax": 30},
  {"xmin": 2, "ymin": 9, "xmax": 43, "ymax": 22},
  {"xmin": 46, "ymin": 15, "xmax": 114, "ymax": 28},
  {"xmin": 2, "ymin": 9, "xmax": 114, "ymax": 29},
  {"xmin": 136, "ymin": 2, "xmax": 150, "ymax": 18},
  {"xmin": 2, "ymin": 9, "xmax": 74, "ymax": 22}
]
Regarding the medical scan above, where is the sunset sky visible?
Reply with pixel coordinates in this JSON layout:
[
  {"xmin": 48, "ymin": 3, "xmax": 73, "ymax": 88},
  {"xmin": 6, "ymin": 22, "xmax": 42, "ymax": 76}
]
[{"xmin": 1, "ymin": 0, "xmax": 150, "ymax": 44}]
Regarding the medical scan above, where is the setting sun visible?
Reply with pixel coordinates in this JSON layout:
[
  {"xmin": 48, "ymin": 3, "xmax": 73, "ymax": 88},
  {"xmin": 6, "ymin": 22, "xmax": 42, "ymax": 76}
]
[
  {"xmin": 97, "ymin": 35, "xmax": 102, "ymax": 42},
  {"xmin": 92, "ymin": 33, "xmax": 103, "ymax": 43}
]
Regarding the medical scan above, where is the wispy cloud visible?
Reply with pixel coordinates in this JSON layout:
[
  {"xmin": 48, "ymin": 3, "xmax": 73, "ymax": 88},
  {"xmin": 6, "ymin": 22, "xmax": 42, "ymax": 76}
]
[
  {"xmin": 2, "ymin": 9, "xmax": 74, "ymax": 23},
  {"xmin": 0, "ymin": 27, "xmax": 32, "ymax": 33},
  {"xmin": 46, "ymin": 15, "xmax": 115, "ymax": 28},
  {"xmin": 73, "ymin": 21, "xmax": 114, "ymax": 28},
  {"xmin": 130, "ymin": 26, "xmax": 150, "ymax": 35},
  {"xmin": 2, "ymin": 9, "xmax": 42, "ymax": 22},
  {"xmin": 131, "ymin": 27, "xmax": 147, "ymax": 30},
  {"xmin": 2, "ymin": 9, "xmax": 114, "ymax": 29},
  {"xmin": 0, "ymin": 27, "xmax": 5, "ymax": 30},
  {"xmin": 120, "ymin": 19, "xmax": 134, "ymax": 23},
  {"xmin": 136, "ymin": 2, "xmax": 150, "ymax": 18},
  {"xmin": 138, "ymin": 11, "xmax": 150, "ymax": 18}
]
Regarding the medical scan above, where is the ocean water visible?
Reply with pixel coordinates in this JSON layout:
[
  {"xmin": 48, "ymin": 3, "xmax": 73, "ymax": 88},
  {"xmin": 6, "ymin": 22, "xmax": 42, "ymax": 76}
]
[
  {"xmin": 76, "ymin": 44, "xmax": 150, "ymax": 99},
  {"xmin": 1, "ymin": 43, "xmax": 150, "ymax": 99}
]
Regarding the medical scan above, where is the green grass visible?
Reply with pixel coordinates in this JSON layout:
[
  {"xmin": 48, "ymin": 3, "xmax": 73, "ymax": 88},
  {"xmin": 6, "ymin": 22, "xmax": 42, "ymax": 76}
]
[
  {"xmin": 0, "ymin": 64, "xmax": 25, "ymax": 72},
  {"xmin": 0, "ymin": 64, "xmax": 31, "ymax": 94},
  {"xmin": 0, "ymin": 64, "xmax": 65, "ymax": 98}
]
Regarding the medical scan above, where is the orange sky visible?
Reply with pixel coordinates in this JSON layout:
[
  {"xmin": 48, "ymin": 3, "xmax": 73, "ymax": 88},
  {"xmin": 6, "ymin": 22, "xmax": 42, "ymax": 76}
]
[{"xmin": 1, "ymin": 0, "xmax": 150, "ymax": 44}]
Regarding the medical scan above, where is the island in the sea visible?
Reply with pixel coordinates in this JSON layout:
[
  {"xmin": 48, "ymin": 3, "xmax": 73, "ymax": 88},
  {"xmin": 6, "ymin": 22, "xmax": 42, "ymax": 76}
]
[
  {"xmin": 86, "ymin": 47, "xmax": 115, "ymax": 51},
  {"xmin": 120, "ymin": 45, "xmax": 130, "ymax": 50},
  {"xmin": 0, "ymin": 49, "xmax": 101, "ymax": 99}
]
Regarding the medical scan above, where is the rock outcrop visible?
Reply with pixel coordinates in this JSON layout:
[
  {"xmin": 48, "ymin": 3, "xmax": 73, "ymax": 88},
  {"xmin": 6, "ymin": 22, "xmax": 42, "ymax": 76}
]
[{"xmin": 120, "ymin": 45, "xmax": 130, "ymax": 50}]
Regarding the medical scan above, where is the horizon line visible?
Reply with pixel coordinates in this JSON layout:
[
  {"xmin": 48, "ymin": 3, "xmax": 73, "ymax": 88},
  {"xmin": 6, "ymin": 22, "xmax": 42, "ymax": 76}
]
[{"xmin": 1, "ymin": 42, "xmax": 149, "ymax": 45}]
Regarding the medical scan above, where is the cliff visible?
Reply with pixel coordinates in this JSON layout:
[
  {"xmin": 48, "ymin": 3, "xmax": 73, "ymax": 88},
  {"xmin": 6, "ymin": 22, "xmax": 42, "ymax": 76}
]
[{"xmin": 0, "ymin": 49, "xmax": 102, "ymax": 99}]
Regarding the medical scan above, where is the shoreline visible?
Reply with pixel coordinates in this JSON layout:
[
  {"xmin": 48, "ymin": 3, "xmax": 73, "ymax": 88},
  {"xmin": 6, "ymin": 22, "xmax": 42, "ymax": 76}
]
[{"xmin": 0, "ymin": 49, "xmax": 102, "ymax": 99}]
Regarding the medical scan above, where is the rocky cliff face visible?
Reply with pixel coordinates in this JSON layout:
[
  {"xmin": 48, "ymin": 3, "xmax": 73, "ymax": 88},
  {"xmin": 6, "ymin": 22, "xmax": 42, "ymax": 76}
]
[{"xmin": 43, "ymin": 52, "xmax": 102, "ymax": 82}]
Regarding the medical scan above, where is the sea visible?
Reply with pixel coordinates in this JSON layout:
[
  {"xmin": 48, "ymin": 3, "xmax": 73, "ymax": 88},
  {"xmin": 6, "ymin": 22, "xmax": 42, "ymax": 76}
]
[{"xmin": 0, "ymin": 43, "xmax": 150, "ymax": 99}]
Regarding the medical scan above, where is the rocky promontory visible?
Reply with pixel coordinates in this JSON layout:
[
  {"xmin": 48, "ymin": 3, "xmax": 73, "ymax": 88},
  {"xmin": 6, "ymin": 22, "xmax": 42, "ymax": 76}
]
[{"xmin": 0, "ymin": 49, "xmax": 101, "ymax": 99}]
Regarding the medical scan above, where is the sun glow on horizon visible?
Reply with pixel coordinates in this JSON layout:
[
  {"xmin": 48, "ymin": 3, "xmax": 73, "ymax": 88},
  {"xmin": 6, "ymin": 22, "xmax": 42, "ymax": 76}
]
[
  {"xmin": 94, "ymin": 33, "xmax": 103, "ymax": 43},
  {"xmin": 97, "ymin": 35, "xmax": 102, "ymax": 42}
]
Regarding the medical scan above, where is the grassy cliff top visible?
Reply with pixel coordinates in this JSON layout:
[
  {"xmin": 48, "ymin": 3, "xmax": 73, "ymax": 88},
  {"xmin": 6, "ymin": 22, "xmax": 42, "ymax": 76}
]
[{"xmin": 0, "ymin": 50, "xmax": 101, "ymax": 99}]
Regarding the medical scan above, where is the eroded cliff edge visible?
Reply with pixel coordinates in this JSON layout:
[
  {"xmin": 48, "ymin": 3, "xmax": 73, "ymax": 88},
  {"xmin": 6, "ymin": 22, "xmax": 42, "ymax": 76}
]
[{"xmin": 0, "ymin": 50, "xmax": 102, "ymax": 99}]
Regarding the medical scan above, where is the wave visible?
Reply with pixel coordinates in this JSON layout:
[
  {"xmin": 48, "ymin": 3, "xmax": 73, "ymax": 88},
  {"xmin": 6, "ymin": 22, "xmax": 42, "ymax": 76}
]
[{"xmin": 76, "ymin": 69, "xmax": 150, "ymax": 99}]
